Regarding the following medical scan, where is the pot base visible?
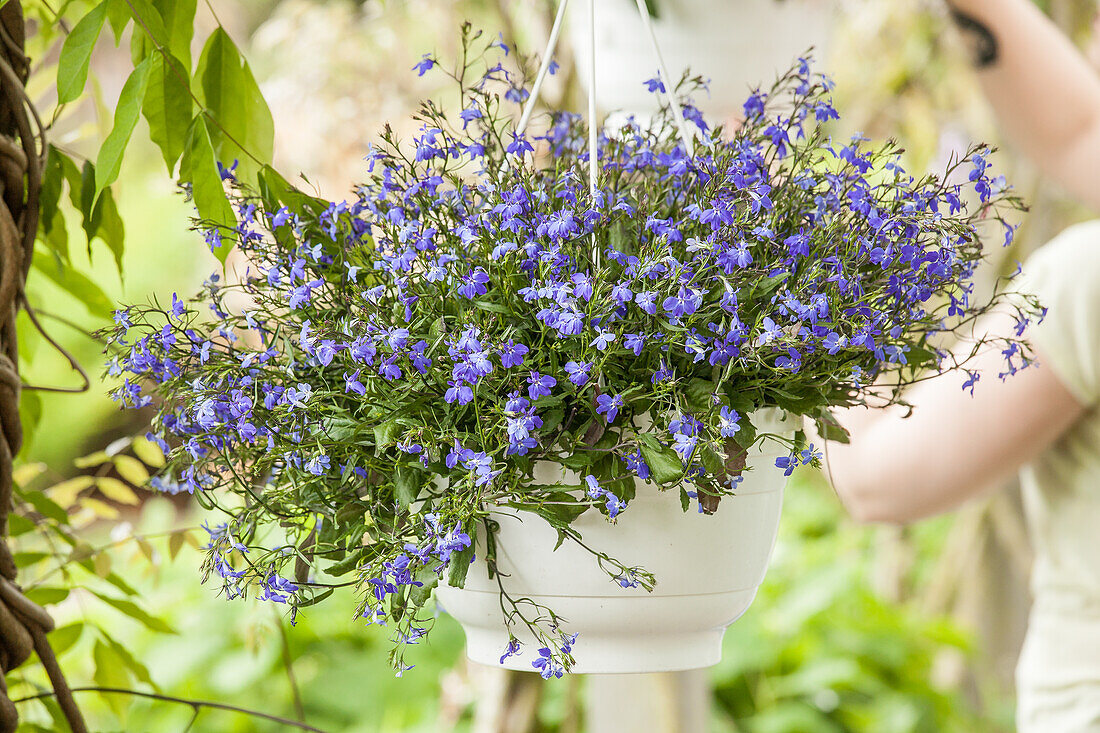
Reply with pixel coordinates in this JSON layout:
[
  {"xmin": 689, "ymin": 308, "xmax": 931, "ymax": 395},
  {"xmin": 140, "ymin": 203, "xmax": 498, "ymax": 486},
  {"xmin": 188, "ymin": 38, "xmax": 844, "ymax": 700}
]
[{"xmin": 440, "ymin": 586, "xmax": 760, "ymax": 674}]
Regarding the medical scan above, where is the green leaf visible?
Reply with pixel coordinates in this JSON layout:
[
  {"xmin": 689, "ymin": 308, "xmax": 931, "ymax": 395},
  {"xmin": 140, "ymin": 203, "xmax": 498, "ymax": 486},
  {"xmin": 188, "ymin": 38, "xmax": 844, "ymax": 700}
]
[
  {"xmin": 527, "ymin": 496, "xmax": 588, "ymax": 547},
  {"xmin": 96, "ymin": 477, "xmax": 141, "ymax": 505},
  {"xmin": 31, "ymin": 254, "xmax": 114, "ymax": 318},
  {"xmin": 105, "ymin": 0, "xmax": 132, "ymax": 44},
  {"xmin": 37, "ymin": 149, "xmax": 77, "ymax": 263},
  {"xmin": 257, "ymin": 164, "xmax": 327, "ymax": 213},
  {"xmin": 814, "ymin": 412, "xmax": 850, "ymax": 444},
  {"xmin": 142, "ymin": 52, "xmax": 193, "ymax": 173},
  {"xmin": 93, "ymin": 638, "xmax": 132, "ymax": 719},
  {"xmin": 326, "ymin": 547, "xmax": 367, "ymax": 577},
  {"xmin": 130, "ymin": 436, "xmax": 166, "ymax": 468},
  {"xmin": 94, "ymin": 185, "xmax": 126, "ymax": 275},
  {"xmin": 58, "ymin": 154, "xmax": 117, "ymax": 263},
  {"xmin": 539, "ymin": 408, "xmax": 564, "ymax": 436},
  {"xmin": 152, "ymin": 0, "xmax": 197, "ymax": 72},
  {"xmin": 447, "ymin": 542, "xmax": 475, "ymax": 589},
  {"xmin": 57, "ymin": 1, "xmax": 108, "ymax": 104},
  {"xmin": 700, "ymin": 444, "xmax": 725, "ymax": 477},
  {"xmin": 100, "ymin": 628, "xmax": 158, "ymax": 688},
  {"xmin": 78, "ymin": 160, "xmax": 102, "ymax": 249},
  {"xmin": 557, "ymin": 450, "xmax": 598, "ymax": 471},
  {"xmin": 755, "ymin": 272, "xmax": 789, "ymax": 297},
  {"xmin": 394, "ymin": 465, "xmax": 419, "ymax": 507},
  {"xmin": 409, "ymin": 565, "xmax": 438, "ymax": 606},
  {"xmin": 124, "ymin": 0, "xmax": 168, "ymax": 61},
  {"xmin": 194, "ymin": 27, "xmax": 274, "ymax": 181},
  {"xmin": 47, "ymin": 623, "xmax": 83, "ymax": 657},
  {"xmin": 73, "ymin": 450, "xmax": 111, "ymax": 469},
  {"xmin": 23, "ymin": 587, "xmax": 70, "ymax": 606},
  {"xmin": 112, "ymin": 454, "xmax": 150, "ymax": 486},
  {"xmin": 95, "ymin": 57, "xmax": 152, "ymax": 202},
  {"xmin": 18, "ymin": 391, "xmax": 41, "ymax": 456},
  {"xmin": 16, "ymin": 487, "xmax": 69, "ymax": 525},
  {"xmin": 637, "ymin": 433, "xmax": 683, "ymax": 484},
  {"xmin": 6, "ymin": 513, "xmax": 34, "ymax": 537},
  {"xmin": 906, "ymin": 344, "xmax": 937, "ymax": 368},
  {"xmin": 38, "ymin": 147, "xmax": 66, "ymax": 248},
  {"xmin": 40, "ymin": 208, "xmax": 68, "ymax": 267},
  {"xmin": 11, "ymin": 552, "xmax": 49, "ymax": 567},
  {"xmin": 89, "ymin": 590, "xmax": 177, "ymax": 634},
  {"xmin": 295, "ymin": 587, "xmax": 334, "ymax": 608},
  {"xmin": 683, "ymin": 378, "xmax": 716, "ymax": 415},
  {"xmin": 472, "ymin": 300, "xmax": 509, "ymax": 314},
  {"xmin": 83, "ymin": 566, "xmax": 140, "ymax": 597},
  {"xmin": 592, "ymin": 453, "xmax": 634, "ymax": 503},
  {"xmin": 372, "ymin": 419, "xmax": 398, "ymax": 454},
  {"xmin": 179, "ymin": 115, "xmax": 235, "ymax": 260},
  {"xmin": 50, "ymin": 475, "xmax": 96, "ymax": 508}
]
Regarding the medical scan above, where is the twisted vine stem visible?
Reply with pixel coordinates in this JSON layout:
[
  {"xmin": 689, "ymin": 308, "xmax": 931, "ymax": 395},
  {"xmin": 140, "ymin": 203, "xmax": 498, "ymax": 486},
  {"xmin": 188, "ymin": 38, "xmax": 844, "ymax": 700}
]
[{"xmin": 0, "ymin": 2, "xmax": 88, "ymax": 731}]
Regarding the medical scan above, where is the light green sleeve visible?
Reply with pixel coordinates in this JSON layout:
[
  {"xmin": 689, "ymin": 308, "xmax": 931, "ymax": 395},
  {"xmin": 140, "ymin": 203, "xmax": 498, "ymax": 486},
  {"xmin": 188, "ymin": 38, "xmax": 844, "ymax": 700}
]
[{"xmin": 1021, "ymin": 220, "xmax": 1100, "ymax": 407}]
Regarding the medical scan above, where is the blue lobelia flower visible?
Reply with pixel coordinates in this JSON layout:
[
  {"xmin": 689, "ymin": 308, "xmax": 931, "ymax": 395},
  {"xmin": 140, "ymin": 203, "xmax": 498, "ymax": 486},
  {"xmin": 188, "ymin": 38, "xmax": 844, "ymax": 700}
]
[
  {"xmin": 595, "ymin": 393, "xmax": 624, "ymax": 423},
  {"xmin": 564, "ymin": 361, "xmax": 592, "ymax": 386},
  {"xmin": 412, "ymin": 54, "xmax": 434, "ymax": 76},
  {"xmin": 527, "ymin": 371, "xmax": 556, "ymax": 400},
  {"xmin": 718, "ymin": 407, "xmax": 741, "ymax": 438}
]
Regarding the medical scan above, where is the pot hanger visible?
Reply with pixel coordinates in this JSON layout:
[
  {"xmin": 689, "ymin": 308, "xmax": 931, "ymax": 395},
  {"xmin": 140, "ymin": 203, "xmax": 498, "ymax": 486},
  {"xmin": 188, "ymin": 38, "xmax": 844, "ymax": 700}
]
[{"xmin": 515, "ymin": 0, "xmax": 698, "ymax": 206}]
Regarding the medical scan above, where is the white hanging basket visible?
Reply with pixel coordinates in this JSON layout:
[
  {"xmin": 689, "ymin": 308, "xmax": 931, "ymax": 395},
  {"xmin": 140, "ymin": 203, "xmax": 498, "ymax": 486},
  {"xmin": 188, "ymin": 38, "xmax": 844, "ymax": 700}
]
[{"xmin": 437, "ymin": 409, "xmax": 796, "ymax": 673}]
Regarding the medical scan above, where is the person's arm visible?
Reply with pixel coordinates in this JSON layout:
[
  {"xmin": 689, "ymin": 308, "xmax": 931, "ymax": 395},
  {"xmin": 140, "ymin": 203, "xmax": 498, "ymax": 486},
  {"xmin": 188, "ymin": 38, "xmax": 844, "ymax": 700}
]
[
  {"xmin": 822, "ymin": 317, "xmax": 1085, "ymax": 523},
  {"xmin": 946, "ymin": 0, "xmax": 1100, "ymax": 209}
]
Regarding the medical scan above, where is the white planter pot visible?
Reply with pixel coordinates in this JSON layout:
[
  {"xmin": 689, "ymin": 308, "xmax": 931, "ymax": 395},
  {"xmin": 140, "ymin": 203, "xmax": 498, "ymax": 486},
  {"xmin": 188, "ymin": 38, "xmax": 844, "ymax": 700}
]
[{"xmin": 437, "ymin": 410, "xmax": 795, "ymax": 674}]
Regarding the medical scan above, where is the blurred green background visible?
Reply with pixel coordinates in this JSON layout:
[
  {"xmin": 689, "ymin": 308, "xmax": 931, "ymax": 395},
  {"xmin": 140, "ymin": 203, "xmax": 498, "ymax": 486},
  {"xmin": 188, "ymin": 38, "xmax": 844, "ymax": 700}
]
[{"xmin": 10, "ymin": 0, "xmax": 1099, "ymax": 730}]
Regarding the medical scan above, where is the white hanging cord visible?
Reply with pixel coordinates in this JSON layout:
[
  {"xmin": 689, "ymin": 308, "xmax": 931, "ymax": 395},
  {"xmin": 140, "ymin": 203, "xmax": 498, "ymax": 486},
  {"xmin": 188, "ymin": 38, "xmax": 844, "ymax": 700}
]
[
  {"xmin": 515, "ymin": 0, "xmax": 571, "ymax": 137},
  {"xmin": 631, "ymin": 0, "xmax": 695, "ymax": 157},
  {"xmin": 586, "ymin": 0, "xmax": 599, "ymax": 269},
  {"xmin": 586, "ymin": 0, "xmax": 597, "ymax": 200},
  {"xmin": 514, "ymin": 0, "xmax": 600, "ymax": 260}
]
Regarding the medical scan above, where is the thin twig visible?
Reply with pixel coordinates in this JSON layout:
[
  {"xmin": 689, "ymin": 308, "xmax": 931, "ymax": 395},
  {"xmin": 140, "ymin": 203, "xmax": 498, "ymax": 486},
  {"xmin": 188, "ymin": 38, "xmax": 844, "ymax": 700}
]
[
  {"xmin": 16, "ymin": 290, "xmax": 90, "ymax": 393},
  {"xmin": 12, "ymin": 686, "xmax": 326, "ymax": 732}
]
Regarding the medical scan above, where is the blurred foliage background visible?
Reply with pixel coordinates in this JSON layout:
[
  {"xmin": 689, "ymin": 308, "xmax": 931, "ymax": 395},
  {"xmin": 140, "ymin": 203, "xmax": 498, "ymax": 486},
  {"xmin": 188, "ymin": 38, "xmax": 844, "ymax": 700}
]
[{"xmin": 8, "ymin": 0, "xmax": 1099, "ymax": 730}]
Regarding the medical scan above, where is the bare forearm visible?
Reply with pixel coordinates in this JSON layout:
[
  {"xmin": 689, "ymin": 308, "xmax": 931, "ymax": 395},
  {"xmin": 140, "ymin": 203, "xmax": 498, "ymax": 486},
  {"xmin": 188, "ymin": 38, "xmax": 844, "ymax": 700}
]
[
  {"xmin": 948, "ymin": 0, "xmax": 1100, "ymax": 209},
  {"xmin": 822, "ymin": 339, "xmax": 1084, "ymax": 524}
]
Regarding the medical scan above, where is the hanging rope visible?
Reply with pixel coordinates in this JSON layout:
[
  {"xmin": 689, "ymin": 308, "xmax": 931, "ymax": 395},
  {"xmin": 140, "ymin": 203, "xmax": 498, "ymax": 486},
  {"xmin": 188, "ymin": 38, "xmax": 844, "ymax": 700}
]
[
  {"xmin": 516, "ymin": 0, "xmax": 696, "ymax": 271},
  {"xmin": 630, "ymin": 0, "xmax": 695, "ymax": 157},
  {"xmin": 585, "ymin": 0, "xmax": 597, "ymax": 202},
  {"xmin": 0, "ymin": 2, "xmax": 87, "ymax": 731}
]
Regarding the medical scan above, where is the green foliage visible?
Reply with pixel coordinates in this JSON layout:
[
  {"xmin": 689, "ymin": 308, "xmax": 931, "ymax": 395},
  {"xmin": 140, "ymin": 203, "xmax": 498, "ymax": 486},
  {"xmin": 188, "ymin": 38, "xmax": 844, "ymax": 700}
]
[
  {"xmin": 143, "ymin": 51, "xmax": 195, "ymax": 172},
  {"xmin": 38, "ymin": 145, "xmax": 126, "ymax": 278},
  {"xmin": 195, "ymin": 27, "xmax": 274, "ymax": 181},
  {"xmin": 48, "ymin": 0, "xmax": 277, "ymax": 274},
  {"xmin": 179, "ymin": 115, "xmax": 236, "ymax": 253},
  {"xmin": 5, "ymin": 439, "xmax": 200, "ymax": 727},
  {"xmin": 56, "ymin": 1, "xmax": 108, "ymax": 104},
  {"xmin": 152, "ymin": 0, "xmax": 198, "ymax": 71},
  {"xmin": 637, "ymin": 433, "xmax": 683, "ymax": 484},
  {"xmin": 31, "ymin": 253, "xmax": 114, "ymax": 317},
  {"xmin": 710, "ymin": 473, "xmax": 1000, "ymax": 732},
  {"xmin": 94, "ymin": 56, "xmax": 152, "ymax": 202}
]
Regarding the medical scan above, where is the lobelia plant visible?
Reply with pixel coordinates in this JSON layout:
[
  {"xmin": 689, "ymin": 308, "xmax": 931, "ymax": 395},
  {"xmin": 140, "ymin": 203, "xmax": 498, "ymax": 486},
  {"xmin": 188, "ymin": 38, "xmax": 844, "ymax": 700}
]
[{"xmin": 104, "ymin": 26, "xmax": 1039, "ymax": 678}]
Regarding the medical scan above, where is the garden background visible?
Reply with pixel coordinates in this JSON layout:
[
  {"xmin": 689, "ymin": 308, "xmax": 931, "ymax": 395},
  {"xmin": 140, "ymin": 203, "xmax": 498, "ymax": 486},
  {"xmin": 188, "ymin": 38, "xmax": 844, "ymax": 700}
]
[{"xmin": 8, "ymin": 0, "xmax": 1099, "ymax": 730}]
